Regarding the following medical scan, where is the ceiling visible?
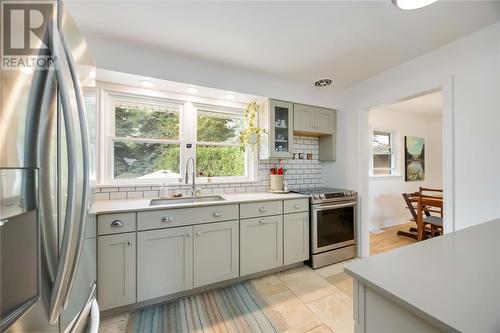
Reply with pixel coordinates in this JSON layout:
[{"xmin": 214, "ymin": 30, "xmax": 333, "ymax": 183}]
[
  {"xmin": 372, "ymin": 91, "xmax": 443, "ymax": 116},
  {"xmin": 65, "ymin": 1, "xmax": 500, "ymax": 90}
]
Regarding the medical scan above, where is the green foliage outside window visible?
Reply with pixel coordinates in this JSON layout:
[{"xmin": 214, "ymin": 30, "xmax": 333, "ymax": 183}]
[{"xmin": 113, "ymin": 105, "xmax": 246, "ymax": 180}]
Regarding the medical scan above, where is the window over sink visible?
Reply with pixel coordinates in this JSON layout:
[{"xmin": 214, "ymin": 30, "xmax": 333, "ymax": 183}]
[{"xmin": 99, "ymin": 84, "xmax": 255, "ymax": 185}]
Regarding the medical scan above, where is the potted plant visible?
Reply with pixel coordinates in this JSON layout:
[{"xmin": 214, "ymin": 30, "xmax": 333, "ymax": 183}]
[{"xmin": 239, "ymin": 101, "xmax": 266, "ymax": 150}]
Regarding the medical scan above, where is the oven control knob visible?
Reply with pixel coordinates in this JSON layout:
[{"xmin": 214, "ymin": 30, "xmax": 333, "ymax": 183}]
[
  {"xmin": 313, "ymin": 194, "xmax": 319, "ymax": 200},
  {"xmin": 319, "ymin": 194, "xmax": 325, "ymax": 199}
]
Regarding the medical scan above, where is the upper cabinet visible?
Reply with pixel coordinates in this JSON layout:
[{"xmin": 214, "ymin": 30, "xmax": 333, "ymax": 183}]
[
  {"xmin": 294, "ymin": 104, "xmax": 336, "ymax": 135},
  {"xmin": 259, "ymin": 99, "xmax": 337, "ymax": 161},
  {"xmin": 259, "ymin": 99, "xmax": 294, "ymax": 159}
]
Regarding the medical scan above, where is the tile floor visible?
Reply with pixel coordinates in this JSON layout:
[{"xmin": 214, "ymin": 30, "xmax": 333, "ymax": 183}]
[{"xmin": 99, "ymin": 223, "xmax": 416, "ymax": 333}]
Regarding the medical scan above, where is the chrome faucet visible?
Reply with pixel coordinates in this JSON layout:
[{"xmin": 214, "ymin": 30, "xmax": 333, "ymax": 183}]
[{"xmin": 185, "ymin": 157, "xmax": 201, "ymax": 196}]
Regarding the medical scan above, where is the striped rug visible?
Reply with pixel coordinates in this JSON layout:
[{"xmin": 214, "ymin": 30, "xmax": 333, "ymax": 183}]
[{"xmin": 126, "ymin": 282, "xmax": 285, "ymax": 333}]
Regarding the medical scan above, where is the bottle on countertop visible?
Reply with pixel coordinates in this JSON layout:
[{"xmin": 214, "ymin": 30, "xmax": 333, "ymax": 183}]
[{"xmin": 159, "ymin": 183, "xmax": 169, "ymax": 198}]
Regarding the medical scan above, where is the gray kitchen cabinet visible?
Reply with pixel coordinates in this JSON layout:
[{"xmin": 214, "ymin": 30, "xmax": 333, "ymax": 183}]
[
  {"xmin": 283, "ymin": 212, "xmax": 310, "ymax": 265},
  {"xmin": 137, "ymin": 226, "xmax": 193, "ymax": 302},
  {"xmin": 293, "ymin": 103, "xmax": 337, "ymax": 161},
  {"xmin": 293, "ymin": 103, "xmax": 316, "ymax": 133},
  {"xmin": 259, "ymin": 99, "xmax": 294, "ymax": 159},
  {"xmin": 315, "ymin": 107, "xmax": 336, "ymax": 134},
  {"xmin": 293, "ymin": 103, "xmax": 336, "ymax": 135},
  {"xmin": 240, "ymin": 215, "xmax": 283, "ymax": 276},
  {"xmin": 194, "ymin": 220, "xmax": 239, "ymax": 288},
  {"xmin": 98, "ymin": 232, "xmax": 136, "ymax": 311}
]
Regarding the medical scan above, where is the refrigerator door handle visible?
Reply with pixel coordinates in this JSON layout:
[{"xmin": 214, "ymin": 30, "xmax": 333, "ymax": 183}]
[
  {"xmin": 60, "ymin": 28, "xmax": 91, "ymax": 308},
  {"xmin": 48, "ymin": 23, "xmax": 86, "ymax": 325}
]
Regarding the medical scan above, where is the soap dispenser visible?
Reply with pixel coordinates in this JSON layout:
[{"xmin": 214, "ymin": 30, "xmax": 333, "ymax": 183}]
[{"xmin": 159, "ymin": 183, "xmax": 169, "ymax": 198}]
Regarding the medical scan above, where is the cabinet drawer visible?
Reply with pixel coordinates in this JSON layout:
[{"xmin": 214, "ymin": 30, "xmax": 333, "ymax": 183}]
[
  {"xmin": 240, "ymin": 201, "xmax": 282, "ymax": 219},
  {"xmin": 98, "ymin": 213, "xmax": 136, "ymax": 235},
  {"xmin": 137, "ymin": 204, "xmax": 239, "ymax": 231},
  {"xmin": 284, "ymin": 199, "xmax": 309, "ymax": 214}
]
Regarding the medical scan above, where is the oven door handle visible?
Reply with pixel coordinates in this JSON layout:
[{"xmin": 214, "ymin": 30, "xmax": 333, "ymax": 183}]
[{"xmin": 313, "ymin": 202, "xmax": 357, "ymax": 211}]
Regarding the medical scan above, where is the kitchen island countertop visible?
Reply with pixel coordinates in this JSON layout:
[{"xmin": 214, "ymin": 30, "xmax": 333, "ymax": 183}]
[{"xmin": 344, "ymin": 219, "xmax": 500, "ymax": 333}]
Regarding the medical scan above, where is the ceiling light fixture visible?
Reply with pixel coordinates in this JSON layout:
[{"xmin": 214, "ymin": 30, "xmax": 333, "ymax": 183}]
[
  {"xmin": 314, "ymin": 78, "xmax": 332, "ymax": 88},
  {"xmin": 225, "ymin": 93, "xmax": 236, "ymax": 100},
  {"xmin": 140, "ymin": 80, "xmax": 155, "ymax": 88},
  {"xmin": 392, "ymin": 0, "xmax": 438, "ymax": 10},
  {"xmin": 186, "ymin": 87, "xmax": 199, "ymax": 94}
]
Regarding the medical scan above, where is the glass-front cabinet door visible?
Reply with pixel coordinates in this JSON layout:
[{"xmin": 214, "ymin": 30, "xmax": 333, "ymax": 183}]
[{"xmin": 269, "ymin": 100, "xmax": 293, "ymax": 159}]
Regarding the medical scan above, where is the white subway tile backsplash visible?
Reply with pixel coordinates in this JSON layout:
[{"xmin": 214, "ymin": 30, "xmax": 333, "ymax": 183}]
[
  {"xmin": 127, "ymin": 191, "xmax": 143, "ymax": 199},
  {"xmin": 101, "ymin": 187, "xmax": 118, "ymax": 192},
  {"xmin": 143, "ymin": 190, "xmax": 159, "ymax": 198},
  {"xmin": 95, "ymin": 135, "xmax": 322, "ymax": 200},
  {"xmin": 109, "ymin": 192, "xmax": 127, "ymax": 200},
  {"xmin": 95, "ymin": 193, "xmax": 110, "ymax": 200}
]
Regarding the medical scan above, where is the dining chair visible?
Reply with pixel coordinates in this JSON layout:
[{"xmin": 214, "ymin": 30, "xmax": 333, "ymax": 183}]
[
  {"xmin": 418, "ymin": 187, "xmax": 443, "ymax": 237},
  {"xmin": 397, "ymin": 190, "xmax": 443, "ymax": 240}
]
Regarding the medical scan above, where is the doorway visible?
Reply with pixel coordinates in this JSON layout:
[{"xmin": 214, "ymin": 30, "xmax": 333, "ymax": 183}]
[{"xmin": 365, "ymin": 90, "xmax": 445, "ymax": 256}]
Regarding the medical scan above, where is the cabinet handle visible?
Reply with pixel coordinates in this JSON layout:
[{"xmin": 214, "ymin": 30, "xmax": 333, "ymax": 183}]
[
  {"xmin": 212, "ymin": 211, "xmax": 222, "ymax": 217},
  {"xmin": 259, "ymin": 207, "xmax": 266, "ymax": 213},
  {"xmin": 196, "ymin": 231, "xmax": 202, "ymax": 237},
  {"xmin": 294, "ymin": 204, "xmax": 301, "ymax": 209},
  {"xmin": 259, "ymin": 219, "xmax": 266, "ymax": 224},
  {"xmin": 186, "ymin": 232, "xmax": 191, "ymax": 238},
  {"xmin": 161, "ymin": 215, "xmax": 173, "ymax": 223},
  {"xmin": 0, "ymin": 219, "xmax": 9, "ymax": 227},
  {"xmin": 110, "ymin": 220, "xmax": 123, "ymax": 228},
  {"xmin": 127, "ymin": 241, "xmax": 132, "ymax": 246}
]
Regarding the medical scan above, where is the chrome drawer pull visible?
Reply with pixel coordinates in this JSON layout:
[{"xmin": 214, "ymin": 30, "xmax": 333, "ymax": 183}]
[
  {"xmin": 213, "ymin": 212, "xmax": 222, "ymax": 217},
  {"xmin": 127, "ymin": 241, "xmax": 132, "ymax": 246},
  {"xmin": 196, "ymin": 231, "xmax": 202, "ymax": 237},
  {"xmin": 161, "ymin": 216, "xmax": 173, "ymax": 223},
  {"xmin": 110, "ymin": 220, "xmax": 123, "ymax": 228},
  {"xmin": 186, "ymin": 232, "xmax": 191, "ymax": 238},
  {"xmin": 294, "ymin": 204, "xmax": 301, "ymax": 209},
  {"xmin": 259, "ymin": 219, "xmax": 266, "ymax": 224},
  {"xmin": 259, "ymin": 207, "xmax": 267, "ymax": 213}
]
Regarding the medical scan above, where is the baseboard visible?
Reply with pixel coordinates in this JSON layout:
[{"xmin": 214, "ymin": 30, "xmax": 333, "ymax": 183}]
[{"xmin": 370, "ymin": 217, "xmax": 411, "ymax": 231}]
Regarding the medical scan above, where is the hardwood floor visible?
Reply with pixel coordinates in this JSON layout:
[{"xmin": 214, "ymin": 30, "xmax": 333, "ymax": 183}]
[{"xmin": 370, "ymin": 222, "xmax": 417, "ymax": 256}]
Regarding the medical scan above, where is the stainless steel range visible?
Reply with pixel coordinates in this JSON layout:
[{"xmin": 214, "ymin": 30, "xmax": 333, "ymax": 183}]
[{"xmin": 292, "ymin": 187, "xmax": 357, "ymax": 269}]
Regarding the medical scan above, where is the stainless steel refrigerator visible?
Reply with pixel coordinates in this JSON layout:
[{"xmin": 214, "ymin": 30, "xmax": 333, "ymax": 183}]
[{"xmin": 0, "ymin": 0, "xmax": 98, "ymax": 332}]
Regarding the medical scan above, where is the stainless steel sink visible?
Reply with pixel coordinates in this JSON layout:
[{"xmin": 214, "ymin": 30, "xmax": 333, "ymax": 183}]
[{"xmin": 149, "ymin": 195, "xmax": 226, "ymax": 206}]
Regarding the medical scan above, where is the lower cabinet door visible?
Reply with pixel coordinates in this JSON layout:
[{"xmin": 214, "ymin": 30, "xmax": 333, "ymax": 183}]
[
  {"xmin": 284, "ymin": 212, "xmax": 310, "ymax": 265},
  {"xmin": 137, "ymin": 226, "xmax": 193, "ymax": 302},
  {"xmin": 240, "ymin": 215, "xmax": 283, "ymax": 276},
  {"xmin": 194, "ymin": 220, "xmax": 239, "ymax": 288},
  {"xmin": 98, "ymin": 232, "xmax": 136, "ymax": 311}
]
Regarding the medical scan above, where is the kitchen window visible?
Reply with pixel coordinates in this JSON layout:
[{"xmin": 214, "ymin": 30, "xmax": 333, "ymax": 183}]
[
  {"xmin": 100, "ymin": 86, "xmax": 253, "ymax": 184},
  {"xmin": 371, "ymin": 129, "xmax": 397, "ymax": 176},
  {"xmin": 111, "ymin": 99, "xmax": 182, "ymax": 181}
]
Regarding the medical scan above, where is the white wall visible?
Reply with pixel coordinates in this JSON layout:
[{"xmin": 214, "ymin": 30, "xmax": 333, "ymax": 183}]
[
  {"xmin": 84, "ymin": 33, "xmax": 343, "ymax": 110},
  {"xmin": 368, "ymin": 109, "xmax": 442, "ymax": 230},
  {"xmin": 323, "ymin": 21, "xmax": 500, "ymax": 241}
]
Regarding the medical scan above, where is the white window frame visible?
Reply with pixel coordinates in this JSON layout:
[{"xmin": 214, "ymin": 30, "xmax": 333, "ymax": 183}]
[
  {"xmin": 97, "ymin": 82, "xmax": 256, "ymax": 185},
  {"xmin": 192, "ymin": 103, "xmax": 255, "ymax": 183},
  {"xmin": 370, "ymin": 128, "xmax": 399, "ymax": 177}
]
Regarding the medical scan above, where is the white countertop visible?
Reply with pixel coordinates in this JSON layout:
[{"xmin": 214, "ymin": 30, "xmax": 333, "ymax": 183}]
[
  {"xmin": 344, "ymin": 219, "xmax": 500, "ymax": 333},
  {"xmin": 92, "ymin": 192, "xmax": 308, "ymax": 215}
]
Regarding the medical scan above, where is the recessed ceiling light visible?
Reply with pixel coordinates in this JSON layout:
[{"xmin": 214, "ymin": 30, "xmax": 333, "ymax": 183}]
[
  {"xmin": 140, "ymin": 80, "xmax": 155, "ymax": 88},
  {"xmin": 392, "ymin": 0, "xmax": 438, "ymax": 10},
  {"xmin": 314, "ymin": 78, "xmax": 332, "ymax": 88},
  {"xmin": 186, "ymin": 87, "xmax": 199, "ymax": 94},
  {"xmin": 225, "ymin": 93, "xmax": 236, "ymax": 100}
]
